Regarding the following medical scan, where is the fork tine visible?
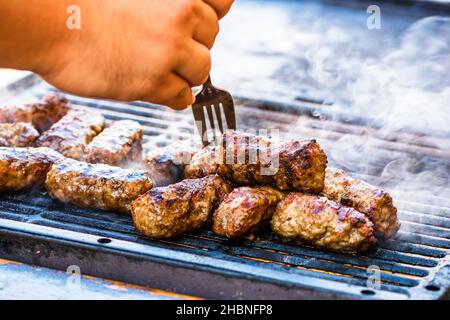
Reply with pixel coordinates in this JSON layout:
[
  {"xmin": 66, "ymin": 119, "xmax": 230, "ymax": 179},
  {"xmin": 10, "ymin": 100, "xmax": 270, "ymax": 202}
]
[
  {"xmin": 222, "ymin": 96, "xmax": 236, "ymax": 130},
  {"xmin": 206, "ymin": 105, "xmax": 215, "ymax": 132},
  {"xmin": 214, "ymin": 104, "xmax": 224, "ymax": 134},
  {"xmin": 192, "ymin": 74, "xmax": 235, "ymax": 145},
  {"xmin": 205, "ymin": 105, "xmax": 217, "ymax": 142},
  {"xmin": 192, "ymin": 105, "xmax": 208, "ymax": 146}
]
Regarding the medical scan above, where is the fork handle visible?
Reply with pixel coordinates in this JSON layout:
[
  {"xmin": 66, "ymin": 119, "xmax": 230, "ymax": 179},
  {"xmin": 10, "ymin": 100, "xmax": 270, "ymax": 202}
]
[{"xmin": 204, "ymin": 75, "xmax": 213, "ymax": 88}]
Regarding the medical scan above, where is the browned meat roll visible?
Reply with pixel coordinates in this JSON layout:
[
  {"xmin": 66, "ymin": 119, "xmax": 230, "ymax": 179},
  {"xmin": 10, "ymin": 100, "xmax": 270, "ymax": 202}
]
[
  {"xmin": 132, "ymin": 175, "xmax": 232, "ymax": 239},
  {"xmin": 145, "ymin": 139, "xmax": 201, "ymax": 187},
  {"xmin": 45, "ymin": 158, "xmax": 153, "ymax": 214},
  {"xmin": 85, "ymin": 120, "xmax": 143, "ymax": 166},
  {"xmin": 322, "ymin": 168, "xmax": 400, "ymax": 239},
  {"xmin": 36, "ymin": 108, "xmax": 105, "ymax": 160},
  {"xmin": 213, "ymin": 186, "xmax": 285, "ymax": 239},
  {"xmin": 184, "ymin": 145, "xmax": 221, "ymax": 179},
  {"xmin": 0, "ymin": 123, "xmax": 39, "ymax": 147},
  {"xmin": 0, "ymin": 147, "xmax": 63, "ymax": 192},
  {"xmin": 185, "ymin": 131, "xmax": 328, "ymax": 193},
  {"xmin": 271, "ymin": 193, "xmax": 377, "ymax": 252},
  {"xmin": 0, "ymin": 103, "xmax": 32, "ymax": 124},
  {"xmin": 28, "ymin": 94, "xmax": 71, "ymax": 132},
  {"xmin": 0, "ymin": 94, "xmax": 70, "ymax": 132}
]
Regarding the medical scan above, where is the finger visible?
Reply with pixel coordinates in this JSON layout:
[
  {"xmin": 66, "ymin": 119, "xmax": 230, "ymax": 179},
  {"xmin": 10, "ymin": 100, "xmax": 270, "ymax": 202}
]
[
  {"xmin": 202, "ymin": 0, "xmax": 234, "ymax": 19},
  {"xmin": 140, "ymin": 73, "xmax": 195, "ymax": 110},
  {"xmin": 174, "ymin": 40, "xmax": 211, "ymax": 87},
  {"xmin": 165, "ymin": 86, "xmax": 195, "ymax": 110},
  {"xmin": 193, "ymin": 1, "xmax": 220, "ymax": 49}
]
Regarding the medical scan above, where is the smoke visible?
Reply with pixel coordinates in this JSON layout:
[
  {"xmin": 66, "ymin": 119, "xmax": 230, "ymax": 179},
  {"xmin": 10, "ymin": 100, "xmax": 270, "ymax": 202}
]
[
  {"xmin": 339, "ymin": 17, "xmax": 450, "ymax": 134},
  {"xmin": 214, "ymin": 1, "xmax": 450, "ymax": 232},
  {"xmin": 293, "ymin": 16, "xmax": 450, "ymax": 231}
]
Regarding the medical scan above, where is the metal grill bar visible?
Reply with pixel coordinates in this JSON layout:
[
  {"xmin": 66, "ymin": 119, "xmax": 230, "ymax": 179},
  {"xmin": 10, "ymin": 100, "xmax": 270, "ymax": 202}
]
[{"xmin": 0, "ymin": 193, "xmax": 420, "ymax": 289}]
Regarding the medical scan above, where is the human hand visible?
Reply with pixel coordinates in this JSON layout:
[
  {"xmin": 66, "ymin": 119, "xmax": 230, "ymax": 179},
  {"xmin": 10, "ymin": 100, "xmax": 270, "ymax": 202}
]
[{"xmin": 0, "ymin": 0, "xmax": 234, "ymax": 109}]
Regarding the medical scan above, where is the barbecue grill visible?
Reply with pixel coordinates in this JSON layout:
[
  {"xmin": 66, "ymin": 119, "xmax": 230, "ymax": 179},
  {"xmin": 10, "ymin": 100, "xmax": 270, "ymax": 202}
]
[{"xmin": 0, "ymin": 0, "xmax": 449, "ymax": 300}]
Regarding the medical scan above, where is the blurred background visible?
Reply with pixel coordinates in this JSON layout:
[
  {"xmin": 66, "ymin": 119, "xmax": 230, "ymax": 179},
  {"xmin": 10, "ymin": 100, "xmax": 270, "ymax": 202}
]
[{"xmin": 212, "ymin": 0, "xmax": 450, "ymax": 135}]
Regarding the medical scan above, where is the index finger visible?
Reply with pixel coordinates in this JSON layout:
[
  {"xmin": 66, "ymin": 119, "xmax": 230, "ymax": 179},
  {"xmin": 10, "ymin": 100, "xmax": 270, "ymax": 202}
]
[{"xmin": 202, "ymin": 0, "xmax": 234, "ymax": 19}]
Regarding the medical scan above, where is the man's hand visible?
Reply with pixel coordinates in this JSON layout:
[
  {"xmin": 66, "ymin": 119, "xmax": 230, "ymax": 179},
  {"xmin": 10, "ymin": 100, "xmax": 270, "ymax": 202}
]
[{"xmin": 0, "ymin": 0, "xmax": 234, "ymax": 109}]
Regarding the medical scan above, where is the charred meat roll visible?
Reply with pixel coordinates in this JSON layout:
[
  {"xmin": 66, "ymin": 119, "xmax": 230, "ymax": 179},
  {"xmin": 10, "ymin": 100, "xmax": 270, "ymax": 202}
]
[
  {"xmin": 322, "ymin": 168, "xmax": 400, "ymax": 239},
  {"xmin": 0, "ymin": 94, "xmax": 70, "ymax": 132},
  {"xmin": 145, "ymin": 139, "xmax": 201, "ymax": 187},
  {"xmin": 36, "ymin": 108, "xmax": 105, "ymax": 160},
  {"xmin": 184, "ymin": 145, "xmax": 221, "ymax": 179},
  {"xmin": 45, "ymin": 158, "xmax": 153, "ymax": 214},
  {"xmin": 132, "ymin": 175, "xmax": 232, "ymax": 239},
  {"xmin": 271, "ymin": 193, "xmax": 377, "ymax": 252},
  {"xmin": 0, "ymin": 123, "xmax": 39, "ymax": 147},
  {"xmin": 0, "ymin": 147, "xmax": 63, "ymax": 192},
  {"xmin": 85, "ymin": 120, "xmax": 143, "ymax": 166},
  {"xmin": 213, "ymin": 186, "xmax": 285, "ymax": 239},
  {"xmin": 0, "ymin": 103, "xmax": 32, "ymax": 124},
  {"xmin": 28, "ymin": 94, "xmax": 71, "ymax": 132},
  {"xmin": 218, "ymin": 131, "xmax": 328, "ymax": 192}
]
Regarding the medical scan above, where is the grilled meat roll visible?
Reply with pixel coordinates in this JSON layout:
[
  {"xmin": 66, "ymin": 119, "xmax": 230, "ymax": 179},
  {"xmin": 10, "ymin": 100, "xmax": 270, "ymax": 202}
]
[
  {"xmin": 271, "ymin": 193, "xmax": 377, "ymax": 252},
  {"xmin": 213, "ymin": 186, "xmax": 285, "ymax": 238},
  {"xmin": 36, "ymin": 108, "xmax": 104, "ymax": 160},
  {"xmin": 322, "ymin": 168, "xmax": 400, "ymax": 239},
  {"xmin": 0, "ymin": 147, "xmax": 63, "ymax": 192},
  {"xmin": 28, "ymin": 94, "xmax": 71, "ymax": 132},
  {"xmin": 0, "ymin": 123, "xmax": 39, "ymax": 147},
  {"xmin": 45, "ymin": 158, "xmax": 153, "ymax": 214},
  {"xmin": 184, "ymin": 145, "xmax": 221, "ymax": 179},
  {"xmin": 132, "ymin": 175, "xmax": 231, "ymax": 239},
  {"xmin": 0, "ymin": 103, "xmax": 32, "ymax": 124},
  {"xmin": 185, "ymin": 131, "xmax": 328, "ymax": 193},
  {"xmin": 85, "ymin": 120, "xmax": 143, "ymax": 166},
  {"xmin": 0, "ymin": 94, "xmax": 70, "ymax": 132},
  {"xmin": 145, "ymin": 139, "xmax": 201, "ymax": 187}
]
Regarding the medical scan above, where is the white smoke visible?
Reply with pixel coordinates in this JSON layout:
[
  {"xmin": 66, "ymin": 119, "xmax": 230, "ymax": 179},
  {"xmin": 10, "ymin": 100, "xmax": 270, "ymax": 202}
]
[{"xmin": 214, "ymin": 2, "xmax": 450, "ymax": 230}]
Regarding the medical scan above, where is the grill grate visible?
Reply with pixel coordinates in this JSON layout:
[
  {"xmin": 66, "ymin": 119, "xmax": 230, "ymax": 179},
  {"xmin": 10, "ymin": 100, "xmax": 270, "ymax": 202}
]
[{"xmin": 0, "ymin": 75, "xmax": 448, "ymax": 300}]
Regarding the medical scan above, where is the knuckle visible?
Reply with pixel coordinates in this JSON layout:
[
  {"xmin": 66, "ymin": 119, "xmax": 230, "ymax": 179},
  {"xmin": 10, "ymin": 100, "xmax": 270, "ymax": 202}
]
[
  {"xmin": 169, "ymin": 88, "xmax": 193, "ymax": 109},
  {"xmin": 192, "ymin": 50, "xmax": 211, "ymax": 86},
  {"xmin": 176, "ymin": 85, "xmax": 192, "ymax": 99},
  {"xmin": 172, "ymin": 0, "xmax": 197, "ymax": 25},
  {"xmin": 218, "ymin": 0, "xmax": 234, "ymax": 17},
  {"xmin": 200, "ymin": 46, "xmax": 212, "ymax": 63},
  {"xmin": 163, "ymin": 37, "xmax": 186, "ymax": 65},
  {"xmin": 167, "ymin": 36, "xmax": 184, "ymax": 54},
  {"xmin": 213, "ymin": 22, "xmax": 220, "ymax": 38},
  {"xmin": 226, "ymin": 0, "xmax": 235, "ymax": 10},
  {"xmin": 202, "ymin": 48, "xmax": 212, "ymax": 70}
]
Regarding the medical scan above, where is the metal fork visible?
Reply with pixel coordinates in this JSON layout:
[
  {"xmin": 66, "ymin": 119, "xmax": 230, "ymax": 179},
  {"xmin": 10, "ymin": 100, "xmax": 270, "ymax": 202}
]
[{"xmin": 192, "ymin": 75, "xmax": 236, "ymax": 146}]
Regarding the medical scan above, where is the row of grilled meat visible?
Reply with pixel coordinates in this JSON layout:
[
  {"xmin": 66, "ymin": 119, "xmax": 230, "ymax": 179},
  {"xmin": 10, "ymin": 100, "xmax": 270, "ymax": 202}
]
[{"xmin": 0, "ymin": 94, "xmax": 400, "ymax": 253}]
